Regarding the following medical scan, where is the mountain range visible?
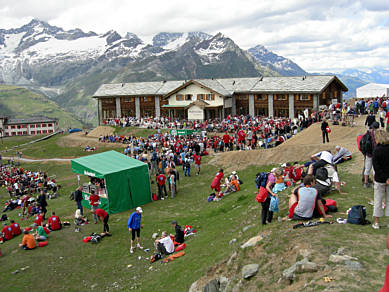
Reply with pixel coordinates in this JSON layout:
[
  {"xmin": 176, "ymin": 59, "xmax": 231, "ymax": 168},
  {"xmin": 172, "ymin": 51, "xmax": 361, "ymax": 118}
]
[{"xmin": 0, "ymin": 19, "xmax": 387, "ymax": 125}]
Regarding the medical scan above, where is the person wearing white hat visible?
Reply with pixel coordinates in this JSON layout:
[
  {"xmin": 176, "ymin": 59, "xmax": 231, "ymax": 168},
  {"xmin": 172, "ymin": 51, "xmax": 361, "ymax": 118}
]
[{"xmin": 128, "ymin": 207, "xmax": 143, "ymax": 254}]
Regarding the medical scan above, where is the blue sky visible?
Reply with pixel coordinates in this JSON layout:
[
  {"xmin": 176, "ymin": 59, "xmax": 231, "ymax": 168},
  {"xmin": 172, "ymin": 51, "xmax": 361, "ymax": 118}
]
[{"xmin": 0, "ymin": 0, "xmax": 388, "ymax": 72}]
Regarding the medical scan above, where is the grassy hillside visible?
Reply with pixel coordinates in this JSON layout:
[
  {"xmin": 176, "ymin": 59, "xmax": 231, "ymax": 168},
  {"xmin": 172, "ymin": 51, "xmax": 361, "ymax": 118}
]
[
  {"xmin": 0, "ymin": 85, "xmax": 85, "ymax": 129},
  {"xmin": 0, "ymin": 142, "xmax": 387, "ymax": 291}
]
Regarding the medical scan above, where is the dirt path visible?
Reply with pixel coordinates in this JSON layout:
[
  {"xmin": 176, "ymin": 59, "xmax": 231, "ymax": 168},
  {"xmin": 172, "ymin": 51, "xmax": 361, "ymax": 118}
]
[
  {"xmin": 3, "ymin": 156, "xmax": 71, "ymax": 163},
  {"xmin": 211, "ymin": 116, "xmax": 368, "ymax": 171}
]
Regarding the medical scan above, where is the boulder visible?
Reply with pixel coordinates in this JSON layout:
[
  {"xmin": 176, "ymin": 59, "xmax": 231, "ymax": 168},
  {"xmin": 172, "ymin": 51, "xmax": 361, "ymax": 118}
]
[
  {"xmin": 227, "ymin": 251, "xmax": 237, "ymax": 266},
  {"xmin": 242, "ymin": 225, "xmax": 254, "ymax": 232},
  {"xmin": 242, "ymin": 264, "xmax": 259, "ymax": 279},
  {"xmin": 240, "ymin": 235, "xmax": 263, "ymax": 249},
  {"xmin": 329, "ymin": 254, "xmax": 357, "ymax": 263},
  {"xmin": 345, "ymin": 260, "xmax": 363, "ymax": 271},
  {"xmin": 219, "ymin": 276, "xmax": 229, "ymax": 292},
  {"xmin": 203, "ymin": 279, "xmax": 219, "ymax": 292},
  {"xmin": 229, "ymin": 238, "xmax": 237, "ymax": 245},
  {"xmin": 282, "ymin": 258, "xmax": 318, "ymax": 282},
  {"xmin": 189, "ymin": 280, "xmax": 201, "ymax": 292}
]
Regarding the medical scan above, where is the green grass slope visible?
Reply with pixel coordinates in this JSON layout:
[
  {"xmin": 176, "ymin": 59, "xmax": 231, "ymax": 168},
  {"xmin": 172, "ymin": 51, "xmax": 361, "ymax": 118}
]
[
  {"xmin": 0, "ymin": 85, "xmax": 84, "ymax": 129},
  {"xmin": 0, "ymin": 149, "xmax": 387, "ymax": 291}
]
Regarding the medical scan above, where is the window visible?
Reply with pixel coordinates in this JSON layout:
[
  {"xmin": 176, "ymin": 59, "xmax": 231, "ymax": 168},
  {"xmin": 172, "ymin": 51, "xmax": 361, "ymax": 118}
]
[
  {"xmin": 43, "ymin": 130, "xmax": 47, "ymax": 134},
  {"xmin": 42, "ymin": 124, "xmax": 46, "ymax": 127},
  {"xmin": 48, "ymin": 130, "xmax": 53, "ymax": 133},
  {"xmin": 48, "ymin": 123, "xmax": 52, "ymax": 127},
  {"xmin": 176, "ymin": 94, "xmax": 184, "ymax": 101},
  {"xmin": 23, "ymin": 131, "xmax": 27, "ymax": 135},
  {"xmin": 31, "ymin": 131, "xmax": 35, "ymax": 135},
  {"xmin": 299, "ymin": 94, "xmax": 311, "ymax": 101},
  {"xmin": 275, "ymin": 94, "xmax": 287, "ymax": 100},
  {"xmin": 256, "ymin": 94, "xmax": 266, "ymax": 101},
  {"xmin": 205, "ymin": 94, "xmax": 215, "ymax": 101},
  {"xmin": 185, "ymin": 94, "xmax": 192, "ymax": 101},
  {"xmin": 238, "ymin": 94, "xmax": 247, "ymax": 100},
  {"xmin": 36, "ymin": 124, "xmax": 40, "ymax": 128},
  {"xmin": 197, "ymin": 94, "xmax": 205, "ymax": 100},
  {"xmin": 30, "ymin": 124, "xmax": 35, "ymax": 128},
  {"xmin": 37, "ymin": 130, "xmax": 41, "ymax": 134},
  {"xmin": 11, "ymin": 126, "xmax": 15, "ymax": 129}
]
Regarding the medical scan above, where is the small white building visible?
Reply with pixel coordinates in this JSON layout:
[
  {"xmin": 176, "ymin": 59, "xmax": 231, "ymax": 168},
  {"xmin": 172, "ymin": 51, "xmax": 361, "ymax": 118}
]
[
  {"xmin": 0, "ymin": 117, "xmax": 58, "ymax": 137},
  {"xmin": 356, "ymin": 83, "xmax": 389, "ymax": 98}
]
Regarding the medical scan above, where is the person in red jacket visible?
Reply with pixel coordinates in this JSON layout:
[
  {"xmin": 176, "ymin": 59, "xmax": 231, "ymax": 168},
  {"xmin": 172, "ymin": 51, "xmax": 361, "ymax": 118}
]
[
  {"xmin": 34, "ymin": 213, "xmax": 44, "ymax": 226},
  {"xmin": 10, "ymin": 220, "xmax": 21, "ymax": 236},
  {"xmin": 92, "ymin": 208, "xmax": 110, "ymax": 235},
  {"xmin": 156, "ymin": 172, "xmax": 168, "ymax": 200},
  {"xmin": 89, "ymin": 190, "xmax": 100, "ymax": 224},
  {"xmin": 1, "ymin": 223, "xmax": 13, "ymax": 242},
  {"xmin": 48, "ymin": 211, "xmax": 62, "ymax": 231},
  {"xmin": 211, "ymin": 169, "xmax": 224, "ymax": 197}
]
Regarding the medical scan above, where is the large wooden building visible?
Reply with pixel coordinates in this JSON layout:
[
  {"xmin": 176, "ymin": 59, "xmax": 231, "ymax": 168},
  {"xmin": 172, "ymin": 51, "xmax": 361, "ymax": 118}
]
[{"xmin": 93, "ymin": 76, "xmax": 348, "ymax": 124}]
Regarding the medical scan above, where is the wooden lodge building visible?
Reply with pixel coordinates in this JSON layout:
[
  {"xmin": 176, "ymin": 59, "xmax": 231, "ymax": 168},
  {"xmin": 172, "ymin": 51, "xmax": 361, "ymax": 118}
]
[{"xmin": 93, "ymin": 76, "xmax": 348, "ymax": 124}]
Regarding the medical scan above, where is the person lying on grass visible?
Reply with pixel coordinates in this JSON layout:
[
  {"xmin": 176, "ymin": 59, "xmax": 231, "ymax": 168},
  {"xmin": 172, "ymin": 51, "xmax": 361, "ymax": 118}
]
[{"xmin": 288, "ymin": 174, "xmax": 332, "ymax": 220}]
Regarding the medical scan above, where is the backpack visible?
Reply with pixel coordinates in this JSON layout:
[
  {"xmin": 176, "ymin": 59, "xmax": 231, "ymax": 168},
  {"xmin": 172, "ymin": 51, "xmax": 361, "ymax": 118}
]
[
  {"xmin": 315, "ymin": 167, "xmax": 328, "ymax": 181},
  {"xmin": 255, "ymin": 172, "xmax": 268, "ymax": 188},
  {"xmin": 69, "ymin": 191, "xmax": 75, "ymax": 201},
  {"xmin": 256, "ymin": 186, "xmax": 268, "ymax": 203},
  {"xmin": 359, "ymin": 132, "xmax": 373, "ymax": 156},
  {"xmin": 347, "ymin": 205, "xmax": 369, "ymax": 225}
]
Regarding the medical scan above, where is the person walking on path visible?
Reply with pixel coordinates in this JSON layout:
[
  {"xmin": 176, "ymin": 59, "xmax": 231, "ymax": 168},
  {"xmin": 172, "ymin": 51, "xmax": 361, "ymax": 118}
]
[
  {"xmin": 321, "ymin": 119, "xmax": 330, "ymax": 144},
  {"xmin": 128, "ymin": 207, "xmax": 143, "ymax": 254}
]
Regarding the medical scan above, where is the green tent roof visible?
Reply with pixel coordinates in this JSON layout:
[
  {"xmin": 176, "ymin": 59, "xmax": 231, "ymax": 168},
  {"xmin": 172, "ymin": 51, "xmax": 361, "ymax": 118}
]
[{"xmin": 71, "ymin": 150, "xmax": 146, "ymax": 176}]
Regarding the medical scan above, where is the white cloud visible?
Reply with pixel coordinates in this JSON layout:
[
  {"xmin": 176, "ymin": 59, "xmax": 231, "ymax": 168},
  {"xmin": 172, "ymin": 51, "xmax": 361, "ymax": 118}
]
[{"xmin": 0, "ymin": 0, "xmax": 388, "ymax": 72}]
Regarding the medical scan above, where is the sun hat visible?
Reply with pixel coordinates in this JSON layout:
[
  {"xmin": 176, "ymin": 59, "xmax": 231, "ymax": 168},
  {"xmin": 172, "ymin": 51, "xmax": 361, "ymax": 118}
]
[{"xmin": 136, "ymin": 207, "xmax": 143, "ymax": 213}]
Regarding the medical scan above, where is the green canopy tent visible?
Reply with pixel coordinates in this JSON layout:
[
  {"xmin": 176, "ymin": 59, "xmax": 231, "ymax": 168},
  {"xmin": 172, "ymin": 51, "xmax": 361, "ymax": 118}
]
[{"xmin": 71, "ymin": 151, "xmax": 151, "ymax": 214}]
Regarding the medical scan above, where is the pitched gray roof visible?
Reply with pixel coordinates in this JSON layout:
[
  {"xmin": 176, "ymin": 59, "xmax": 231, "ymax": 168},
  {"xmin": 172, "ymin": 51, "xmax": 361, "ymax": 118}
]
[
  {"xmin": 5, "ymin": 117, "xmax": 57, "ymax": 125},
  {"xmin": 93, "ymin": 75, "xmax": 346, "ymax": 98}
]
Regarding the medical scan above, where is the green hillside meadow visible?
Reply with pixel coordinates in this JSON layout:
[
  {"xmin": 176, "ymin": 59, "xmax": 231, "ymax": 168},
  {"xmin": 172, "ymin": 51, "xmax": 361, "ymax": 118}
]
[
  {"xmin": 0, "ymin": 85, "xmax": 84, "ymax": 129},
  {"xmin": 0, "ymin": 135, "xmax": 387, "ymax": 291}
]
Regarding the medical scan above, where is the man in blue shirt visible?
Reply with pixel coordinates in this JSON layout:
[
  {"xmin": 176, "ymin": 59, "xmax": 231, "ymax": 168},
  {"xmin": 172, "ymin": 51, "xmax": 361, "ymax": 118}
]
[{"xmin": 128, "ymin": 207, "xmax": 143, "ymax": 254}]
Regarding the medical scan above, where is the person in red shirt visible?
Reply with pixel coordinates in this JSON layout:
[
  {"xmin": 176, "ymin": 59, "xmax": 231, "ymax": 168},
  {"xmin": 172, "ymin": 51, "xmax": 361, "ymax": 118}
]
[
  {"xmin": 34, "ymin": 213, "xmax": 44, "ymax": 226},
  {"xmin": 222, "ymin": 133, "xmax": 230, "ymax": 152},
  {"xmin": 237, "ymin": 129, "xmax": 246, "ymax": 150},
  {"xmin": 193, "ymin": 153, "xmax": 201, "ymax": 175},
  {"xmin": 89, "ymin": 190, "xmax": 100, "ymax": 224},
  {"xmin": 211, "ymin": 169, "xmax": 224, "ymax": 197},
  {"xmin": 1, "ymin": 223, "xmax": 13, "ymax": 242},
  {"xmin": 156, "ymin": 172, "xmax": 168, "ymax": 200},
  {"xmin": 92, "ymin": 208, "xmax": 110, "ymax": 235},
  {"xmin": 10, "ymin": 220, "xmax": 21, "ymax": 236},
  {"xmin": 48, "ymin": 211, "xmax": 62, "ymax": 231}
]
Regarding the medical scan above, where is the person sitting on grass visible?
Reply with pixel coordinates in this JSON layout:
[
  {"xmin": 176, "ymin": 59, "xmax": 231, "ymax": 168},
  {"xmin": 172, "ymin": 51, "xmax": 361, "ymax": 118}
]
[
  {"xmin": 288, "ymin": 174, "xmax": 332, "ymax": 220},
  {"xmin": 154, "ymin": 231, "xmax": 175, "ymax": 256},
  {"xmin": 333, "ymin": 146, "xmax": 352, "ymax": 165},
  {"xmin": 19, "ymin": 230, "xmax": 36, "ymax": 250},
  {"xmin": 10, "ymin": 220, "xmax": 21, "ymax": 236},
  {"xmin": 33, "ymin": 223, "xmax": 48, "ymax": 242},
  {"xmin": 170, "ymin": 220, "xmax": 185, "ymax": 245},
  {"xmin": 74, "ymin": 209, "xmax": 87, "ymax": 232},
  {"xmin": 0, "ymin": 222, "xmax": 13, "ymax": 243},
  {"xmin": 48, "ymin": 211, "xmax": 62, "ymax": 231}
]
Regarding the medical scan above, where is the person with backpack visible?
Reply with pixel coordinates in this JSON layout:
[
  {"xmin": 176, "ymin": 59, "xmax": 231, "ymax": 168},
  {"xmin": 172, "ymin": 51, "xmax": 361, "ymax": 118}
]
[
  {"xmin": 365, "ymin": 111, "xmax": 376, "ymax": 128},
  {"xmin": 183, "ymin": 155, "xmax": 191, "ymax": 177},
  {"xmin": 261, "ymin": 168, "xmax": 279, "ymax": 225},
  {"xmin": 372, "ymin": 130, "xmax": 389, "ymax": 229},
  {"xmin": 361, "ymin": 121, "xmax": 379, "ymax": 188}
]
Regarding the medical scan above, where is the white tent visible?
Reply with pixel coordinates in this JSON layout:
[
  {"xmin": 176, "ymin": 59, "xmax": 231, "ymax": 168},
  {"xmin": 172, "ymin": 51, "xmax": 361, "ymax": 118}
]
[{"xmin": 356, "ymin": 83, "xmax": 389, "ymax": 98}]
